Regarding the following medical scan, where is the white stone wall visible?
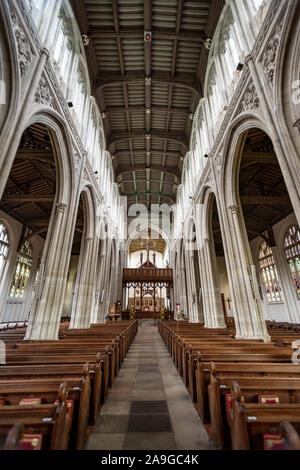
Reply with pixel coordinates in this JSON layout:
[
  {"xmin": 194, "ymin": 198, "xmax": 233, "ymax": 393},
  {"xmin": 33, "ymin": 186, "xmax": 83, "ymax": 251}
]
[
  {"xmin": 0, "ymin": 0, "xmax": 126, "ymax": 338},
  {"xmin": 171, "ymin": 0, "xmax": 300, "ymax": 340}
]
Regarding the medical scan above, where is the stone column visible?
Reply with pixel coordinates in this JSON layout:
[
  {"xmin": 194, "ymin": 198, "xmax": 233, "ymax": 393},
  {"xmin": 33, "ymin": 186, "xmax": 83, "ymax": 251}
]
[
  {"xmin": 184, "ymin": 249, "xmax": 193, "ymax": 321},
  {"xmin": 227, "ymin": 204, "xmax": 270, "ymax": 341},
  {"xmin": 186, "ymin": 251, "xmax": 202, "ymax": 323},
  {"xmin": 99, "ymin": 242, "xmax": 111, "ymax": 321},
  {"xmin": 122, "ymin": 286, "xmax": 127, "ymax": 310},
  {"xmin": 202, "ymin": 238, "xmax": 226, "ymax": 329},
  {"xmin": 180, "ymin": 264, "xmax": 189, "ymax": 319},
  {"xmin": 70, "ymin": 237, "xmax": 95, "ymax": 329},
  {"xmin": 25, "ymin": 202, "xmax": 70, "ymax": 340}
]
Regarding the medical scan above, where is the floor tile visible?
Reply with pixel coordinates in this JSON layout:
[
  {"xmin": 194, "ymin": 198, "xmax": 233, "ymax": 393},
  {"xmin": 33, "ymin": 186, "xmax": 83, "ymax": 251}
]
[
  {"xmin": 123, "ymin": 432, "xmax": 177, "ymax": 450},
  {"xmin": 86, "ymin": 434, "xmax": 126, "ymax": 450},
  {"xmin": 102, "ymin": 400, "xmax": 132, "ymax": 416},
  {"xmin": 86, "ymin": 320, "xmax": 214, "ymax": 450},
  {"xmin": 128, "ymin": 414, "xmax": 172, "ymax": 433},
  {"xmin": 93, "ymin": 415, "xmax": 129, "ymax": 434},
  {"xmin": 130, "ymin": 400, "xmax": 169, "ymax": 414}
]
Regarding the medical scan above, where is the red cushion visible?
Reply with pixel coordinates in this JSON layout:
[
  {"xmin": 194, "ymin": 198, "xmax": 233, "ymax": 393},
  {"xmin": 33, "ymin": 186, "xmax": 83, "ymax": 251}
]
[
  {"xmin": 259, "ymin": 394, "xmax": 280, "ymax": 405},
  {"xmin": 263, "ymin": 432, "xmax": 285, "ymax": 450},
  {"xmin": 20, "ymin": 434, "xmax": 42, "ymax": 450}
]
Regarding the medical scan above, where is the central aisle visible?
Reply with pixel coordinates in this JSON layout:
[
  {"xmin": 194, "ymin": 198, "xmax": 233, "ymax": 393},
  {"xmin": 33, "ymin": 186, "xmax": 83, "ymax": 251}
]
[{"xmin": 86, "ymin": 321, "xmax": 215, "ymax": 450}]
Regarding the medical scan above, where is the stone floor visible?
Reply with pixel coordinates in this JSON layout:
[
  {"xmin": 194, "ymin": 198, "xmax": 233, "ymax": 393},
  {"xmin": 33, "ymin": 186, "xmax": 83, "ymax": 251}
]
[{"xmin": 86, "ymin": 320, "xmax": 215, "ymax": 450}]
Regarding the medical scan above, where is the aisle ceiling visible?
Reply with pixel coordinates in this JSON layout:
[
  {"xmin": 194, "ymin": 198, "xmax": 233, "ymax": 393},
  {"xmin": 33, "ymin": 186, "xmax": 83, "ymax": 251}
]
[{"xmin": 71, "ymin": 0, "xmax": 224, "ymax": 208}]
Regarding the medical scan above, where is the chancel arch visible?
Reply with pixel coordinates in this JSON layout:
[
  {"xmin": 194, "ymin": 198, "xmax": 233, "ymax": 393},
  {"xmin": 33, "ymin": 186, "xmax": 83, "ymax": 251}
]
[{"xmin": 124, "ymin": 225, "xmax": 171, "ymax": 318}]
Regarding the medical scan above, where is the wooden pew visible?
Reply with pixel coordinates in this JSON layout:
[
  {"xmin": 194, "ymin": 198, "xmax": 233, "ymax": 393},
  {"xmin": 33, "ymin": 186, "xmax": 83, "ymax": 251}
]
[
  {"xmin": 195, "ymin": 361, "xmax": 300, "ymax": 424},
  {"xmin": 209, "ymin": 371, "xmax": 300, "ymax": 448},
  {"xmin": 230, "ymin": 382, "xmax": 300, "ymax": 450},
  {"xmin": 0, "ymin": 320, "xmax": 138, "ymax": 449},
  {"xmin": 0, "ymin": 382, "xmax": 71, "ymax": 450},
  {"xmin": 0, "ymin": 363, "xmax": 91, "ymax": 449},
  {"xmin": 3, "ymin": 423, "xmax": 24, "ymax": 450}
]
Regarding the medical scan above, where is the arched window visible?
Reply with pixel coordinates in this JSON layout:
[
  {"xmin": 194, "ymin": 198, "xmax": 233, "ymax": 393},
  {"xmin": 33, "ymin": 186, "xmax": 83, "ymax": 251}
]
[
  {"xmin": 52, "ymin": 7, "xmax": 73, "ymax": 86},
  {"xmin": 284, "ymin": 225, "xmax": 300, "ymax": 300},
  {"xmin": 74, "ymin": 67, "xmax": 86, "ymax": 119},
  {"xmin": 10, "ymin": 241, "xmax": 33, "ymax": 299},
  {"xmin": 220, "ymin": 11, "xmax": 241, "ymax": 96},
  {"xmin": 0, "ymin": 222, "xmax": 9, "ymax": 280},
  {"xmin": 208, "ymin": 66, "xmax": 222, "ymax": 121},
  {"xmin": 258, "ymin": 241, "xmax": 283, "ymax": 303}
]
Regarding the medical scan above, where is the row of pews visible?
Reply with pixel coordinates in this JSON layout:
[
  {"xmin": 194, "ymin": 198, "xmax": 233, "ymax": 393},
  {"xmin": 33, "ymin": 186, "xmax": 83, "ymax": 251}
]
[
  {"xmin": 158, "ymin": 320, "xmax": 300, "ymax": 450},
  {"xmin": 0, "ymin": 320, "xmax": 138, "ymax": 450}
]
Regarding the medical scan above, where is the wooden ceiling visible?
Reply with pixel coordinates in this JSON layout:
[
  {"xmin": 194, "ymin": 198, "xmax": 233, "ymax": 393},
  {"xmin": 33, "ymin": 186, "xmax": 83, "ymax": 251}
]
[
  {"xmin": 0, "ymin": 123, "xmax": 84, "ymax": 253},
  {"xmin": 0, "ymin": 124, "xmax": 56, "ymax": 242},
  {"xmin": 71, "ymin": 0, "xmax": 224, "ymax": 208},
  {"xmin": 212, "ymin": 128, "xmax": 294, "ymax": 256}
]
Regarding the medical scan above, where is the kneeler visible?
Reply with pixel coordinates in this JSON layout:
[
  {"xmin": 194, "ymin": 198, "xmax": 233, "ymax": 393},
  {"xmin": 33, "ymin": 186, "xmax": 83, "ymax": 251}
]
[
  {"xmin": 263, "ymin": 432, "xmax": 285, "ymax": 450},
  {"xmin": 259, "ymin": 395, "xmax": 280, "ymax": 405},
  {"xmin": 20, "ymin": 434, "xmax": 42, "ymax": 450}
]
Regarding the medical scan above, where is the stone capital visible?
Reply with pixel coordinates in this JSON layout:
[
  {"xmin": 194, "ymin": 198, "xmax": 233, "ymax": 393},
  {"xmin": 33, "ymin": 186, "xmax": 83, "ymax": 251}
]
[
  {"xmin": 229, "ymin": 204, "xmax": 239, "ymax": 215},
  {"xmin": 42, "ymin": 47, "xmax": 50, "ymax": 59},
  {"xmin": 56, "ymin": 202, "xmax": 67, "ymax": 213},
  {"xmin": 244, "ymin": 54, "xmax": 253, "ymax": 66}
]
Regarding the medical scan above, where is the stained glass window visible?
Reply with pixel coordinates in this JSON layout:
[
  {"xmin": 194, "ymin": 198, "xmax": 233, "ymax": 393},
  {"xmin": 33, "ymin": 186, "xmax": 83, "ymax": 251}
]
[
  {"xmin": 258, "ymin": 241, "xmax": 283, "ymax": 303},
  {"xmin": 0, "ymin": 222, "xmax": 9, "ymax": 280},
  {"xmin": 10, "ymin": 241, "xmax": 33, "ymax": 299},
  {"xmin": 284, "ymin": 225, "xmax": 300, "ymax": 300}
]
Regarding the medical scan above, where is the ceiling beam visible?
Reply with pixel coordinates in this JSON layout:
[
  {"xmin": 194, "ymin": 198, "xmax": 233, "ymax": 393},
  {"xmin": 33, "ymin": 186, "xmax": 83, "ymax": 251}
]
[
  {"xmin": 96, "ymin": 72, "xmax": 202, "ymax": 97},
  {"xmin": 241, "ymin": 152, "xmax": 278, "ymax": 167},
  {"xmin": 15, "ymin": 152, "xmax": 54, "ymax": 164},
  {"xmin": 112, "ymin": 150, "xmax": 184, "ymax": 159},
  {"xmin": 106, "ymin": 105, "xmax": 190, "ymax": 116},
  {"xmin": 121, "ymin": 177, "xmax": 174, "ymax": 185},
  {"xmin": 108, "ymin": 130, "xmax": 188, "ymax": 150},
  {"xmin": 28, "ymin": 219, "xmax": 84, "ymax": 227},
  {"xmin": 240, "ymin": 196, "xmax": 291, "ymax": 205},
  {"xmin": 89, "ymin": 29, "xmax": 206, "ymax": 42},
  {"xmin": 116, "ymin": 165, "xmax": 180, "ymax": 179},
  {"xmin": 2, "ymin": 195, "xmax": 55, "ymax": 202},
  {"xmin": 124, "ymin": 191, "xmax": 175, "ymax": 203}
]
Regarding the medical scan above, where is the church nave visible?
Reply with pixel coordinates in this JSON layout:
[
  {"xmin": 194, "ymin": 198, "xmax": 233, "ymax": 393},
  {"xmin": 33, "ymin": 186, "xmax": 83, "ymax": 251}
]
[{"xmin": 86, "ymin": 321, "xmax": 214, "ymax": 450}]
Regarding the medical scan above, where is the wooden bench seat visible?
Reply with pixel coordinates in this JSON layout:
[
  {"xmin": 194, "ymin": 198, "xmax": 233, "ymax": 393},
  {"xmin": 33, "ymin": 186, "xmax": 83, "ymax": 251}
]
[
  {"xmin": 0, "ymin": 382, "xmax": 70, "ymax": 450},
  {"xmin": 209, "ymin": 373, "xmax": 300, "ymax": 448},
  {"xmin": 0, "ymin": 366, "xmax": 91, "ymax": 449},
  {"xmin": 0, "ymin": 320, "xmax": 138, "ymax": 449},
  {"xmin": 230, "ymin": 382, "xmax": 300, "ymax": 450},
  {"xmin": 195, "ymin": 361, "xmax": 300, "ymax": 424}
]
